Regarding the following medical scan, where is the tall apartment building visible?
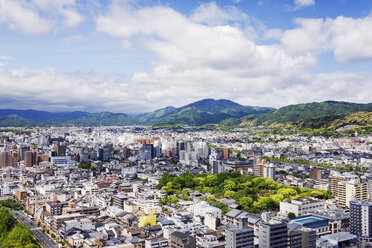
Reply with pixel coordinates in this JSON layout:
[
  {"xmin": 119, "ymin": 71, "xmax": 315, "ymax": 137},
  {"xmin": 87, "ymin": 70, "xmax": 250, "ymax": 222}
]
[
  {"xmin": 24, "ymin": 151, "xmax": 37, "ymax": 167},
  {"xmin": 225, "ymin": 217, "xmax": 254, "ymax": 248},
  {"xmin": 337, "ymin": 179, "xmax": 368, "ymax": 207},
  {"xmin": 254, "ymin": 161, "xmax": 265, "ymax": 177},
  {"xmin": 328, "ymin": 173, "xmax": 358, "ymax": 196},
  {"xmin": 350, "ymin": 200, "xmax": 372, "ymax": 240},
  {"xmin": 259, "ymin": 214, "xmax": 288, "ymax": 248},
  {"xmin": 0, "ymin": 151, "xmax": 19, "ymax": 167}
]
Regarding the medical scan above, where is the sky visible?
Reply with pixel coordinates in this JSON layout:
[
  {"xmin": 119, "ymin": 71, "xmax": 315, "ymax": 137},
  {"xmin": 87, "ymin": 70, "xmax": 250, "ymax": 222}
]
[{"xmin": 0, "ymin": 0, "xmax": 371, "ymax": 113}]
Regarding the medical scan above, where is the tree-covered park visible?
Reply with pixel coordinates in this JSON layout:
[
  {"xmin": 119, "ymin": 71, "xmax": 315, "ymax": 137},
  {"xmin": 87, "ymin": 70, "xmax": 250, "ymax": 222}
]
[{"xmin": 157, "ymin": 172, "xmax": 332, "ymax": 213}]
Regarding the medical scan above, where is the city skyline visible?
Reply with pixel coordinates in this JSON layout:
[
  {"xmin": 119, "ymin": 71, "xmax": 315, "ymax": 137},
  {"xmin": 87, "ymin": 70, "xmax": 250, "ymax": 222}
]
[{"xmin": 0, "ymin": 0, "xmax": 372, "ymax": 113}]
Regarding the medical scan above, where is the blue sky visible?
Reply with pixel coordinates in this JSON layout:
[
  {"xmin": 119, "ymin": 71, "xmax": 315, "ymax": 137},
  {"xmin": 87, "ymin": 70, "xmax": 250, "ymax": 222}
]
[{"xmin": 0, "ymin": 0, "xmax": 371, "ymax": 113}]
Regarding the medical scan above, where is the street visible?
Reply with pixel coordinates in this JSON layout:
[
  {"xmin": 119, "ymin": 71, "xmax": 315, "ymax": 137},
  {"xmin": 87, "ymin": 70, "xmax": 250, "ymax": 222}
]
[{"xmin": 11, "ymin": 210, "xmax": 59, "ymax": 248}]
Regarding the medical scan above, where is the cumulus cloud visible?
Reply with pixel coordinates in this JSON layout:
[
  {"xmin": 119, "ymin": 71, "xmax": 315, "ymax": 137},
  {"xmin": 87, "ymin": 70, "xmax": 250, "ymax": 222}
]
[
  {"xmin": 293, "ymin": 0, "xmax": 315, "ymax": 10},
  {"xmin": 0, "ymin": 0, "xmax": 84, "ymax": 35},
  {"xmin": 190, "ymin": 2, "xmax": 247, "ymax": 26},
  {"xmin": 279, "ymin": 14, "xmax": 372, "ymax": 62},
  {"xmin": 0, "ymin": 1, "xmax": 371, "ymax": 113}
]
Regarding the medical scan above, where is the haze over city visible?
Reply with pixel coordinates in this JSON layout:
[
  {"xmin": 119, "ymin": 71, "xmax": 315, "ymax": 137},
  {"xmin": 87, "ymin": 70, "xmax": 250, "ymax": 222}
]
[{"xmin": 0, "ymin": 0, "xmax": 371, "ymax": 113}]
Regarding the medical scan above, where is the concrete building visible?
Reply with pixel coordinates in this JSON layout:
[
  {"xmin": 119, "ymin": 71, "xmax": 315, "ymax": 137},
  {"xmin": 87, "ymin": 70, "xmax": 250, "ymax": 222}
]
[
  {"xmin": 263, "ymin": 164, "xmax": 275, "ymax": 179},
  {"xmin": 350, "ymin": 200, "xmax": 372, "ymax": 241},
  {"xmin": 328, "ymin": 173, "xmax": 358, "ymax": 197},
  {"xmin": 259, "ymin": 214, "xmax": 288, "ymax": 248},
  {"xmin": 279, "ymin": 197, "xmax": 326, "ymax": 218},
  {"xmin": 337, "ymin": 179, "xmax": 368, "ymax": 207},
  {"xmin": 308, "ymin": 168, "xmax": 322, "ymax": 180},
  {"xmin": 225, "ymin": 217, "xmax": 254, "ymax": 248},
  {"xmin": 288, "ymin": 228, "xmax": 316, "ymax": 248},
  {"xmin": 169, "ymin": 231, "xmax": 196, "ymax": 248}
]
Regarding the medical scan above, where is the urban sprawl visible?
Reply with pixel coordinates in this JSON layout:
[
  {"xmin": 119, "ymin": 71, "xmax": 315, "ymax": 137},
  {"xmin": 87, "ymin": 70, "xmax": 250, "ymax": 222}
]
[{"xmin": 0, "ymin": 126, "xmax": 371, "ymax": 248}]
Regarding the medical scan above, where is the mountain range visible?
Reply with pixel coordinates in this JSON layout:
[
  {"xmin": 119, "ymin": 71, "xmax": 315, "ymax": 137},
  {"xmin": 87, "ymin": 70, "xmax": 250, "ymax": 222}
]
[{"xmin": 0, "ymin": 99, "xmax": 371, "ymax": 128}]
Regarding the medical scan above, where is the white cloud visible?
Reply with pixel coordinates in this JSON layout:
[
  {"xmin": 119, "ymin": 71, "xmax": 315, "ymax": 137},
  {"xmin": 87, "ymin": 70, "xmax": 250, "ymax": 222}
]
[
  {"xmin": 0, "ymin": 0, "xmax": 84, "ymax": 35},
  {"xmin": 278, "ymin": 14, "xmax": 372, "ymax": 62},
  {"xmin": 0, "ymin": 1, "xmax": 371, "ymax": 113},
  {"xmin": 293, "ymin": 0, "xmax": 315, "ymax": 10},
  {"xmin": 190, "ymin": 2, "xmax": 247, "ymax": 26},
  {"xmin": 93, "ymin": 1, "xmax": 372, "ymax": 111}
]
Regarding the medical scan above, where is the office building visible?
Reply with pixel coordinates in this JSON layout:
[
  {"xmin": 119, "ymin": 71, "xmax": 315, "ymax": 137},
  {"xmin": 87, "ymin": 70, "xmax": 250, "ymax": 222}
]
[
  {"xmin": 259, "ymin": 213, "xmax": 288, "ymax": 248},
  {"xmin": 226, "ymin": 217, "xmax": 254, "ymax": 248}
]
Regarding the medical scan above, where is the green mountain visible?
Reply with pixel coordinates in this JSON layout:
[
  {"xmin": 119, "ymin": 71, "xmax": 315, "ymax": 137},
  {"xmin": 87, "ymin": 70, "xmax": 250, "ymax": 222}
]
[
  {"xmin": 140, "ymin": 99, "xmax": 274, "ymax": 126},
  {"xmin": 0, "ymin": 100, "xmax": 371, "ymax": 127},
  {"xmin": 0, "ymin": 109, "xmax": 136, "ymax": 126},
  {"xmin": 237, "ymin": 101, "xmax": 372, "ymax": 126}
]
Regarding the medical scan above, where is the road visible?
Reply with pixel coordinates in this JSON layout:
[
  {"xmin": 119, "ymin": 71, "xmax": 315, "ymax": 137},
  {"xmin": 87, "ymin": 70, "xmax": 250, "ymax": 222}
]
[{"xmin": 11, "ymin": 210, "xmax": 59, "ymax": 248}]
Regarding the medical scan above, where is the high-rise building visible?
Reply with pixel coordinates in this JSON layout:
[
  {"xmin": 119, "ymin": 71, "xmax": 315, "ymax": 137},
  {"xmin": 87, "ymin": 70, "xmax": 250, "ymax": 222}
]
[
  {"xmin": 55, "ymin": 144, "xmax": 67, "ymax": 156},
  {"xmin": 337, "ymin": 179, "xmax": 368, "ymax": 207},
  {"xmin": 225, "ymin": 217, "xmax": 254, "ymax": 248},
  {"xmin": 329, "ymin": 173, "xmax": 358, "ymax": 197},
  {"xmin": 0, "ymin": 151, "xmax": 10, "ymax": 167},
  {"xmin": 24, "ymin": 151, "xmax": 37, "ymax": 167},
  {"xmin": 18, "ymin": 145, "xmax": 30, "ymax": 161},
  {"xmin": 259, "ymin": 213, "xmax": 288, "ymax": 248},
  {"xmin": 350, "ymin": 200, "xmax": 372, "ymax": 240},
  {"xmin": 254, "ymin": 160, "xmax": 265, "ymax": 177}
]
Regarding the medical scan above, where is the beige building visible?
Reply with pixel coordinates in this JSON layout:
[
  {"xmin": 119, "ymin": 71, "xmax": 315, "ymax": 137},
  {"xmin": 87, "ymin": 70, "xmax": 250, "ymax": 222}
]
[{"xmin": 337, "ymin": 179, "xmax": 368, "ymax": 207}]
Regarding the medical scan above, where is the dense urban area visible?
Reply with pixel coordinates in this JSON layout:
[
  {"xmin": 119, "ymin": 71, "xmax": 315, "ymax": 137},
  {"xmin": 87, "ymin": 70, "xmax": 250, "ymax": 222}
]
[{"xmin": 0, "ymin": 125, "xmax": 371, "ymax": 248}]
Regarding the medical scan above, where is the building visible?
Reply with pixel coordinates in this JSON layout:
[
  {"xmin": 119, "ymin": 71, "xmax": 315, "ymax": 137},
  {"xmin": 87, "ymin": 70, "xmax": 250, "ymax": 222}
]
[
  {"xmin": 25, "ymin": 151, "xmax": 37, "ymax": 167},
  {"xmin": 350, "ymin": 200, "xmax": 372, "ymax": 241},
  {"xmin": 16, "ymin": 190, "xmax": 28, "ymax": 201},
  {"xmin": 225, "ymin": 217, "xmax": 254, "ymax": 248},
  {"xmin": 279, "ymin": 197, "xmax": 326, "ymax": 218},
  {"xmin": 259, "ymin": 214, "xmax": 288, "ymax": 248},
  {"xmin": 288, "ymin": 228, "xmax": 316, "ymax": 248},
  {"xmin": 253, "ymin": 163, "xmax": 264, "ymax": 177},
  {"xmin": 145, "ymin": 238, "xmax": 168, "ymax": 248},
  {"xmin": 337, "ymin": 179, "xmax": 368, "ymax": 207},
  {"xmin": 309, "ymin": 168, "xmax": 322, "ymax": 180},
  {"xmin": 263, "ymin": 164, "xmax": 275, "ymax": 179},
  {"xmin": 113, "ymin": 194, "xmax": 126, "ymax": 209},
  {"xmin": 46, "ymin": 202, "xmax": 62, "ymax": 215},
  {"xmin": 169, "ymin": 231, "xmax": 196, "ymax": 248},
  {"xmin": 328, "ymin": 173, "xmax": 358, "ymax": 197},
  {"xmin": 55, "ymin": 144, "xmax": 67, "ymax": 156}
]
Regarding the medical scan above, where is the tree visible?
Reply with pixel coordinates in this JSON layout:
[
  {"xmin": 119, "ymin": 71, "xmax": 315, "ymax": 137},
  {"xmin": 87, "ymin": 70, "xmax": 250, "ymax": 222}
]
[
  {"xmin": 288, "ymin": 212, "xmax": 296, "ymax": 219},
  {"xmin": 224, "ymin": 190, "xmax": 235, "ymax": 198}
]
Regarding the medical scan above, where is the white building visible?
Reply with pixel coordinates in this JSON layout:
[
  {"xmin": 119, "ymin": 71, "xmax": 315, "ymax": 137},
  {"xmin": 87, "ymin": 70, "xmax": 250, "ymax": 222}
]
[{"xmin": 280, "ymin": 197, "xmax": 326, "ymax": 218}]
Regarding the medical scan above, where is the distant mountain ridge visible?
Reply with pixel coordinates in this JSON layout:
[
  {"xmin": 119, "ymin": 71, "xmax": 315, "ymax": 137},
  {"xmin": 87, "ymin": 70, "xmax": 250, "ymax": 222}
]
[{"xmin": 0, "ymin": 99, "xmax": 371, "ymax": 127}]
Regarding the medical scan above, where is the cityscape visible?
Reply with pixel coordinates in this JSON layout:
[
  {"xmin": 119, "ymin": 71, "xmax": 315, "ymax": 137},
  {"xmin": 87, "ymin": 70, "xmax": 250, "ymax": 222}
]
[{"xmin": 0, "ymin": 0, "xmax": 372, "ymax": 248}]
